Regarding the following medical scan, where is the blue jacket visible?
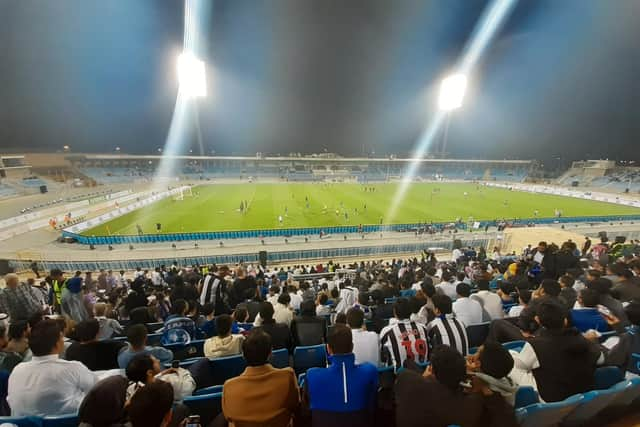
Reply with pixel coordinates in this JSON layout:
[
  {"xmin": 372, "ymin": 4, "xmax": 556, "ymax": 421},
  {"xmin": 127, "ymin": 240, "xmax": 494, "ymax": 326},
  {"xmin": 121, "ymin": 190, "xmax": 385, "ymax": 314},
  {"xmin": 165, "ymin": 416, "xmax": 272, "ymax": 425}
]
[
  {"xmin": 306, "ymin": 353, "xmax": 378, "ymax": 427},
  {"xmin": 571, "ymin": 308, "xmax": 609, "ymax": 333}
]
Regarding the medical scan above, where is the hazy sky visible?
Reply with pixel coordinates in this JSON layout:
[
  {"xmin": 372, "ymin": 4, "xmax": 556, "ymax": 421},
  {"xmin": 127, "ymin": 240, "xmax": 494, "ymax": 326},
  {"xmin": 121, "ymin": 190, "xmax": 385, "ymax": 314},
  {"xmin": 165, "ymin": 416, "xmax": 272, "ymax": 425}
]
[{"xmin": 1, "ymin": 0, "xmax": 639, "ymax": 163}]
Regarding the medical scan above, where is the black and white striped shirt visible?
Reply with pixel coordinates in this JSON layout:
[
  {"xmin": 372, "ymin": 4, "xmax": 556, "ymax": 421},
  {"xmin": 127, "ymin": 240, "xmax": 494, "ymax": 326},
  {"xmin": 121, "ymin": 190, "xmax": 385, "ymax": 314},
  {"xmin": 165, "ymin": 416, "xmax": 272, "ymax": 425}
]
[
  {"xmin": 427, "ymin": 314, "xmax": 469, "ymax": 356},
  {"xmin": 380, "ymin": 319, "xmax": 429, "ymax": 369}
]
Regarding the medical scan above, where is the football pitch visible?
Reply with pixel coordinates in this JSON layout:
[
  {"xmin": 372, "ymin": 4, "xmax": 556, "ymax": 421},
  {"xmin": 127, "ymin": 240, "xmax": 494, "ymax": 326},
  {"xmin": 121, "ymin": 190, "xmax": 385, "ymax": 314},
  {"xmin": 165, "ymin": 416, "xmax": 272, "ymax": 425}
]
[{"xmin": 83, "ymin": 183, "xmax": 640, "ymax": 236}]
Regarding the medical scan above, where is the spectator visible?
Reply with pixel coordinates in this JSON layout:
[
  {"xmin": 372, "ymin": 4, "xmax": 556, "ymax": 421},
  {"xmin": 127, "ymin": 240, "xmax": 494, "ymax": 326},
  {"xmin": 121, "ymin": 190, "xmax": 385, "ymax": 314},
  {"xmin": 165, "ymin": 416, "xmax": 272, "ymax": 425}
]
[
  {"xmin": 603, "ymin": 300, "xmax": 640, "ymax": 374},
  {"xmin": 380, "ymin": 298, "xmax": 429, "ymax": 369},
  {"xmin": 288, "ymin": 285, "xmax": 303, "ymax": 311},
  {"xmin": 232, "ymin": 305, "xmax": 250, "ymax": 332},
  {"xmin": 346, "ymin": 307, "xmax": 379, "ymax": 366},
  {"xmin": 254, "ymin": 294, "xmax": 293, "ymax": 327},
  {"xmin": 77, "ymin": 375, "xmax": 129, "ymax": 427},
  {"xmin": 435, "ymin": 271, "xmax": 457, "ymax": 300},
  {"xmin": 125, "ymin": 353, "xmax": 195, "ymax": 402},
  {"xmin": 230, "ymin": 267, "xmax": 258, "ymax": 308},
  {"xmin": 428, "ymin": 294, "xmax": 469, "ymax": 356},
  {"xmin": 558, "ymin": 275, "xmax": 578, "ymax": 310},
  {"xmin": 198, "ymin": 265, "xmax": 231, "ymax": 315},
  {"xmin": 128, "ymin": 380, "xmax": 176, "ymax": 427},
  {"xmin": 94, "ymin": 302, "xmax": 123, "ymax": 340},
  {"xmin": 66, "ymin": 319, "xmax": 122, "ymax": 370},
  {"xmin": 467, "ymin": 342, "xmax": 518, "ymax": 407},
  {"xmin": 507, "ymin": 290, "xmax": 531, "ymax": 318},
  {"xmin": 415, "ymin": 280, "xmax": 436, "ymax": 325},
  {"xmin": 306, "ymin": 324, "xmax": 378, "ymax": 427},
  {"xmin": 200, "ymin": 302, "xmax": 216, "ymax": 338},
  {"xmin": 395, "ymin": 345, "xmax": 483, "ymax": 427},
  {"xmin": 316, "ymin": 294, "xmax": 332, "ymax": 316},
  {"xmin": 612, "ymin": 268, "xmax": 640, "ymax": 303},
  {"xmin": 470, "ymin": 279, "xmax": 503, "ymax": 321},
  {"xmin": 8, "ymin": 319, "xmax": 96, "ymax": 416},
  {"xmin": 570, "ymin": 288, "xmax": 609, "ymax": 333},
  {"xmin": 511, "ymin": 301, "xmax": 602, "ymax": 402},
  {"xmin": 452, "ymin": 282, "xmax": 483, "ymax": 327},
  {"xmin": 590, "ymin": 278, "xmax": 628, "ymax": 325},
  {"xmin": 204, "ymin": 314, "xmax": 244, "ymax": 358},
  {"xmin": 163, "ymin": 299, "xmax": 196, "ymax": 344},
  {"xmin": 255, "ymin": 302, "xmax": 292, "ymax": 351},
  {"xmin": 60, "ymin": 276, "xmax": 90, "ymax": 323},
  {"xmin": 0, "ymin": 323, "xmax": 23, "ymax": 373},
  {"xmin": 222, "ymin": 329, "xmax": 299, "ymax": 426},
  {"xmin": 291, "ymin": 300, "xmax": 326, "ymax": 347},
  {"xmin": 5, "ymin": 320, "xmax": 30, "ymax": 361},
  {"xmin": 0, "ymin": 273, "xmax": 42, "ymax": 321},
  {"xmin": 118, "ymin": 324, "xmax": 173, "ymax": 369}
]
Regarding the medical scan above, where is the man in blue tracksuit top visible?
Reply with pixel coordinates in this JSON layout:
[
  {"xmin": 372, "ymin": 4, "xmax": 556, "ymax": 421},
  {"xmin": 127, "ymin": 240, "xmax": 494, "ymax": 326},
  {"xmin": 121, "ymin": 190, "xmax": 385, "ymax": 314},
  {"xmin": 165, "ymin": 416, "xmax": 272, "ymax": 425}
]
[{"xmin": 305, "ymin": 324, "xmax": 378, "ymax": 427}]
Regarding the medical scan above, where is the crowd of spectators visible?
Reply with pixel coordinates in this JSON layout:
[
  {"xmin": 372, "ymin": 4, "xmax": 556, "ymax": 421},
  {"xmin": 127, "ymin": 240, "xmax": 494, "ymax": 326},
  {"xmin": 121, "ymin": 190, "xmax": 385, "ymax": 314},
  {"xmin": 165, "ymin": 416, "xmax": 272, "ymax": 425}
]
[{"xmin": 0, "ymin": 236, "xmax": 638, "ymax": 425}]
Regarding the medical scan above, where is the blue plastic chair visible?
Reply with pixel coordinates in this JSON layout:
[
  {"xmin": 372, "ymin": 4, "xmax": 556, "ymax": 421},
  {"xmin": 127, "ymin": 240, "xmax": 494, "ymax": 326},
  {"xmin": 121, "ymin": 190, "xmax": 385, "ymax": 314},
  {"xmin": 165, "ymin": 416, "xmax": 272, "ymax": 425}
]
[
  {"xmin": 466, "ymin": 322, "xmax": 490, "ymax": 349},
  {"xmin": 183, "ymin": 392, "xmax": 223, "ymax": 426},
  {"xmin": 593, "ymin": 366, "xmax": 624, "ymax": 390},
  {"xmin": 0, "ymin": 416, "xmax": 42, "ymax": 427},
  {"xmin": 42, "ymin": 414, "xmax": 79, "ymax": 427},
  {"xmin": 194, "ymin": 384, "xmax": 223, "ymax": 396},
  {"xmin": 515, "ymin": 394, "xmax": 584, "ymax": 427},
  {"xmin": 293, "ymin": 344, "xmax": 327, "ymax": 375},
  {"xmin": 209, "ymin": 354, "xmax": 247, "ymax": 385},
  {"xmin": 384, "ymin": 298, "xmax": 397, "ymax": 304},
  {"xmin": 147, "ymin": 333, "xmax": 163, "ymax": 346},
  {"xmin": 146, "ymin": 322, "xmax": 164, "ymax": 333},
  {"xmin": 502, "ymin": 340, "xmax": 526, "ymax": 353},
  {"xmin": 164, "ymin": 340, "xmax": 205, "ymax": 361},
  {"xmin": 514, "ymin": 386, "xmax": 539, "ymax": 409},
  {"xmin": 562, "ymin": 384, "xmax": 624, "ymax": 427},
  {"xmin": 237, "ymin": 323, "xmax": 253, "ymax": 331},
  {"xmin": 608, "ymin": 377, "xmax": 640, "ymax": 409},
  {"xmin": 271, "ymin": 348, "xmax": 290, "ymax": 369},
  {"xmin": 631, "ymin": 353, "xmax": 640, "ymax": 375}
]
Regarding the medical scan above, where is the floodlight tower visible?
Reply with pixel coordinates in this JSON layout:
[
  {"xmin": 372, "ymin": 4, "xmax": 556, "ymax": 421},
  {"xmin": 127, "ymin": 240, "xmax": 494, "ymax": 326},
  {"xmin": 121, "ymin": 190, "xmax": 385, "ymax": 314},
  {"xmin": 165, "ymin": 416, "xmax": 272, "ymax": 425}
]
[{"xmin": 437, "ymin": 73, "xmax": 467, "ymax": 158}]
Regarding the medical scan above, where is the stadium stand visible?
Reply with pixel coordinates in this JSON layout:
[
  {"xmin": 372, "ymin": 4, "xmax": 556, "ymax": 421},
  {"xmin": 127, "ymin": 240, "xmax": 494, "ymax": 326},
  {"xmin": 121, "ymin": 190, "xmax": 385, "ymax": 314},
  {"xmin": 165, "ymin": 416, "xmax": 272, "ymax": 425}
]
[{"xmin": 0, "ymin": 235, "xmax": 637, "ymax": 426}]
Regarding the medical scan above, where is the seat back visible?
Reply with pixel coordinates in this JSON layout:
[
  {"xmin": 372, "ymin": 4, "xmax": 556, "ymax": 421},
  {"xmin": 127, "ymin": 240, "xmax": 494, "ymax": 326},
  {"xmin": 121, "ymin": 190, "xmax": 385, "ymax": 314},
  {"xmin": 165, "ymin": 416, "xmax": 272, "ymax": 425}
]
[
  {"xmin": 42, "ymin": 414, "xmax": 79, "ymax": 427},
  {"xmin": 147, "ymin": 333, "xmax": 163, "ymax": 346},
  {"xmin": 237, "ymin": 323, "xmax": 253, "ymax": 331},
  {"xmin": 146, "ymin": 322, "xmax": 164, "ymax": 333},
  {"xmin": 294, "ymin": 321, "xmax": 325, "ymax": 347},
  {"xmin": 466, "ymin": 322, "xmax": 490, "ymax": 349},
  {"xmin": 593, "ymin": 366, "xmax": 624, "ymax": 390},
  {"xmin": 516, "ymin": 394, "xmax": 583, "ymax": 427},
  {"xmin": 293, "ymin": 344, "xmax": 327, "ymax": 375},
  {"xmin": 631, "ymin": 353, "xmax": 640, "ymax": 375},
  {"xmin": 209, "ymin": 354, "xmax": 247, "ymax": 385},
  {"xmin": 609, "ymin": 377, "xmax": 640, "ymax": 408},
  {"xmin": 164, "ymin": 340, "xmax": 205, "ymax": 361},
  {"xmin": 514, "ymin": 386, "xmax": 539, "ymax": 409},
  {"xmin": 562, "ymin": 386, "xmax": 621, "ymax": 427},
  {"xmin": 194, "ymin": 384, "xmax": 223, "ymax": 396},
  {"xmin": 0, "ymin": 416, "xmax": 42, "ymax": 427},
  {"xmin": 502, "ymin": 340, "xmax": 526, "ymax": 353},
  {"xmin": 271, "ymin": 348, "xmax": 290, "ymax": 369},
  {"xmin": 183, "ymin": 392, "xmax": 223, "ymax": 426}
]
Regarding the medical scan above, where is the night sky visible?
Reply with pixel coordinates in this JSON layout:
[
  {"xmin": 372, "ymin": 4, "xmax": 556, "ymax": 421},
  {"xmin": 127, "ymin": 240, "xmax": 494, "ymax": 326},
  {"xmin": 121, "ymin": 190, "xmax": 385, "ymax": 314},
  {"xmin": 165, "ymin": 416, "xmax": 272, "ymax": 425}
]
[{"xmin": 1, "ymin": 0, "xmax": 639, "ymax": 163}]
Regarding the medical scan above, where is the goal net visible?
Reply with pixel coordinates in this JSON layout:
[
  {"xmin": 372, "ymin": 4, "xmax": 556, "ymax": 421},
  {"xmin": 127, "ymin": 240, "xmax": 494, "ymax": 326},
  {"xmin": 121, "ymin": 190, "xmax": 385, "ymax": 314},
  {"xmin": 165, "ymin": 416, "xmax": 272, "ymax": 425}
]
[{"xmin": 173, "ymin": 186, "xmax": 193, "ymax": 201}]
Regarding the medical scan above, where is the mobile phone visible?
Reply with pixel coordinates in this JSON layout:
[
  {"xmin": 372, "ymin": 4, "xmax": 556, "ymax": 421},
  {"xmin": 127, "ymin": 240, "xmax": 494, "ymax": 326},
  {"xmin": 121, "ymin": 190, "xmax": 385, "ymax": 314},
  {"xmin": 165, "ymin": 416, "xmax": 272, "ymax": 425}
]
[
  {"xmin": 171, "ymin": 360, "xmax": 180, "ymax": 369},
  {"xmin": 186, "ymin": 415, "xmax": 201, "ymax": 427}
]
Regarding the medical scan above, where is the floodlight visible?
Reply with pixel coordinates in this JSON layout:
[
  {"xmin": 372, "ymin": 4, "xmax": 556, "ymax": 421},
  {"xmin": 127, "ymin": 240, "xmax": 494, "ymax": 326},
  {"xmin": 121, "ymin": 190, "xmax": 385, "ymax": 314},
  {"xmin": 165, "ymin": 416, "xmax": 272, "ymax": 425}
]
[
  {"xmin": 177, "ymin": 51, "xmax": 206, "ymax": 98},
  {"xmin": 438, "ymin": 73, "xmax": 467, "ymax": 111}
]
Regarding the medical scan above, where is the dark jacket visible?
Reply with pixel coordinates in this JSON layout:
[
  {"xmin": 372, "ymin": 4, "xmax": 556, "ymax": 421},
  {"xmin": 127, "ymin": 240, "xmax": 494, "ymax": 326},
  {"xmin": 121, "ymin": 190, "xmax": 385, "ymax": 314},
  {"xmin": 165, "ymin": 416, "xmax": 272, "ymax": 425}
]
[
  {"xmin": 559, "ymin": 287, "xmax": 577, "ymax": 311},
  {"xmin": 260, "ymin": 322, "xmax": 292, "ymax": 352},
  {"xmin": 395, "ymin": 371, "xmax": 516, "ymax": 427},
  {"xmin": 231, "ymin": 277, "xmax": 257, "ymax": 307},
  {"xmin": 528, "ymin": 327, "xmax": 601, "ymax": 402},
  {"xmin": 306, "ymin": 354, "xmax": 378, "ymax": 427},
  {"xmin": 518, "ymin": 296, "xmax": 566, "ymax": 333},
  {"xmin": 291, "ymin": 315, "xmax": 326, "ymax": 347},
  {"xmin": 555, "ymin": 250, "xmax": 579, "ymax": 277},
  {"xmin": 66, "ymin": 340, "xmax": 126, "ymax": 371},
  {"xmin": 612, "ymin": 278, "xmax": 640, "ymax": 303},
  {"xmin": 603, "ymin": 325, "xmax": 640, "ymax": 374}
]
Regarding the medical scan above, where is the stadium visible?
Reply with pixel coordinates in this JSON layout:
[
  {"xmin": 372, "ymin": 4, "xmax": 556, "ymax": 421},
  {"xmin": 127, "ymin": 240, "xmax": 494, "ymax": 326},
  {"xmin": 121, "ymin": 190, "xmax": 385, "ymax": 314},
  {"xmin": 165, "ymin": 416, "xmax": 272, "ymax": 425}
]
[{"xmin": 2, "ymin": 1, "xmax": 640, "ymax": 427}]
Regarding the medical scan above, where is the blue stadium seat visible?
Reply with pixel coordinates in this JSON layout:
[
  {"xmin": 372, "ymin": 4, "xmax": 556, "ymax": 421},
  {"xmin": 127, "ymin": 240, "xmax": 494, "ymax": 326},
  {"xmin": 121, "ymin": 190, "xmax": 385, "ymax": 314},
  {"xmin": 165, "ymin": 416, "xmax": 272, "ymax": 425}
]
[
  {"xmin": 631, "ymin": 353, "xmax": 640, "ymax": 375},
  {"xmin": 42, "ymin": 414, "xmax": 79, "ymax": 427},
  {"xmin": 183, "ymin": 392, "xmax": 222, "ymax": 426},
  {"xmin": 515, "ymin": 394, "xmax": 583, "ymax": 427},
  {"xmin": 593, "ymin": 366, "xmax": 624, "ymax": 390},
  {"xmin": 146, "ymin": 322, "xmax": 164, "ymax": 333},
  {"xmin": 271, "ymin": 348, "xmax": 290, "ymax": 369},
  {"xmin": 298, "ymin": 373, "xmax": 306, "ymax": 388},
  {"xmin": 147, "ymin": 333, "xmax": 163, "ymax": 346},
  {"xmin": 194, "ymin": 385, "xmax": 223, "ymax": 396},
  {"xmin": 466, "ymin": 322, "xmax": 490, "ymax": 350},
  {"xmin": 0, "ymin": 416, "xmax": 42, "ymax": 427},
  {"xmin": 209, "ymin": 354, "xmax": 247, "ymax": 385},
  {"xmin": 502, "ymin": 340, "xmax": 526, "ymax": 353},
  {"xmin": 562, "ymin": 384, "xmax": 625, "ymax": 427},
  {"xmin": 384, "ymin": 298, "xmax": 397, "ymax": 304},
  {"xmin": 293, "ymin": 344, "xmax": 327, "ymax": 375},
  {"xmin": 237, "ymin": 323, "xmax": 253, "ymax": 331},
  {"xmin": 514, "ymin": 386, "xmax": 539, "ymax": 409},
  {"xmin": 608, "ymin": 377, "xmax": 640, "ymax": 409}
]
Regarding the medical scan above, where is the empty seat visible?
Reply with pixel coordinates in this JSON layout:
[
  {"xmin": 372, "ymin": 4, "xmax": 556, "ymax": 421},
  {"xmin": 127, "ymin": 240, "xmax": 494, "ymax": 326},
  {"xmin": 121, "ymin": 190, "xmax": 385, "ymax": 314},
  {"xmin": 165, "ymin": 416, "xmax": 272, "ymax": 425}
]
[
  {"xmin": 42, "ymin": 414, "xmax": 79, "ymax": 427},
  {"xmin": 293, "ymin": 344, "xmax": 327, "ymax": 375},
  {"xmin": 209, "ymin": 354, "xmax": 247, "ymax": 386},
  {"xmin": 515, "ymin": 394, "xmax": 583, "ymax": 427},
  {"xmin": 194, "ymin": 384, "xmax": 223, "ymax": 396},
  {"xmin": 514, "ymin": 386, "xmax": 539, "ymax": 409},
  {"xmin": 271, "ymin": 348, "xmax": 290, "ymax": 369},
  {"xmin": 503, "ymin": 340, "xmax": 526, "ymax": 353},
  {"xmin": 164, "ymin": 340, "xmax": 205, "ymax": 361},
  {"xmin": 466, "ymin": 322, "xmax": 490, "ymax": 350},
  {"xmin": 562, "ymin": 384, "xmax": 625, "ymax": 427},
  {"xmin": 593, "ymin": 366, "xmax": 624, "ymax": 390}
]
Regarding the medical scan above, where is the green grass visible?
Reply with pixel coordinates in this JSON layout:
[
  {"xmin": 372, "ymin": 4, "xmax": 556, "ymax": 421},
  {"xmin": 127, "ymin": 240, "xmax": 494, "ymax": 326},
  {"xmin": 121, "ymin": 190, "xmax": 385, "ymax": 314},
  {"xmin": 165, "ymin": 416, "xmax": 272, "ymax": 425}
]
[{"xmin": 83, "ymin": 183, "xmax": 640, "ymax": 236}]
